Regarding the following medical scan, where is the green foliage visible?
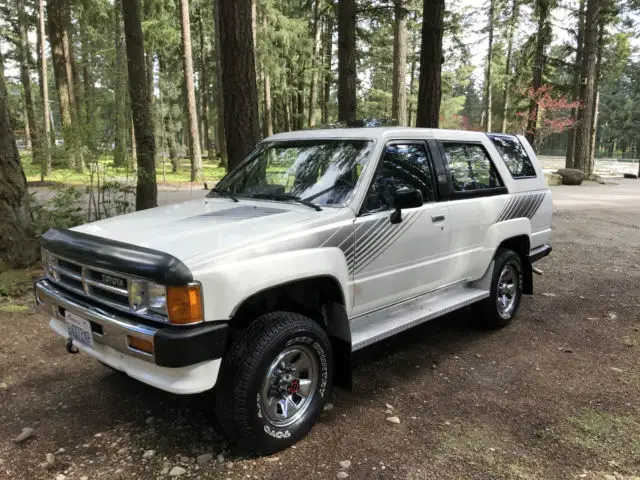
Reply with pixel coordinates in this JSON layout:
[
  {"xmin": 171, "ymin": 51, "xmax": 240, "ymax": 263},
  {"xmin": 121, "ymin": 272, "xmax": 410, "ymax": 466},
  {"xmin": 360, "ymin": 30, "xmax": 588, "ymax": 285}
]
[
  {"xmin": 3, "ymin": 0, "xmax": 640, "ymax": 204},
  {"xmin": 30, "ymin": 186, "xmax": 84, "ymax": 235}
]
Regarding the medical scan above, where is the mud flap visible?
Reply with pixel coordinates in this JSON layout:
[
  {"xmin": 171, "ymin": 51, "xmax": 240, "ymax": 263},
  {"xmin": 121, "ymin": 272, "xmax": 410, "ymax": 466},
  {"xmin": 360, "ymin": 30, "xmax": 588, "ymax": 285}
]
[
  {"xmin": 324, "ymin": 303, "xmax": 352, "ymax": 391},
  {"xmin": 330, "ymin": 336, "xmax": 352, "ymax": 391},
  {"xmin": 522, "ymin": 258, "xmax": 534, "ymax": 296}
]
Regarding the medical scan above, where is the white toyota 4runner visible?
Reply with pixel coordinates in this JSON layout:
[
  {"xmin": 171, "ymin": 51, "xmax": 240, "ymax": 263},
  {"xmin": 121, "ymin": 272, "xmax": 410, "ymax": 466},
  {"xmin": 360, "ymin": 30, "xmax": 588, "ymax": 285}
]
[{"xmin": 35, "ymin": 127, "xmax": 552, "ymax": 454}]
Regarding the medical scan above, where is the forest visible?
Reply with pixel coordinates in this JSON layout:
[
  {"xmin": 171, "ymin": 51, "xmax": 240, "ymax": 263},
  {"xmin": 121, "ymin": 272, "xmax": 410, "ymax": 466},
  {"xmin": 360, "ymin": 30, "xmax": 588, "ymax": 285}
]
[{"xmin": 1, "ymin": 0, "xmax": 639, "ymax": 268}]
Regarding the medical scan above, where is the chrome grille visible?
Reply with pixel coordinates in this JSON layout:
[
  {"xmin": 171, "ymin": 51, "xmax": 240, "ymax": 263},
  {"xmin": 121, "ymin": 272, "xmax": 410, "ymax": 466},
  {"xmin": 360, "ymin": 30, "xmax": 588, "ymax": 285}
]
[{"xmin": 44, "ymin": 252, "xmax": 167, "ymax": 323}]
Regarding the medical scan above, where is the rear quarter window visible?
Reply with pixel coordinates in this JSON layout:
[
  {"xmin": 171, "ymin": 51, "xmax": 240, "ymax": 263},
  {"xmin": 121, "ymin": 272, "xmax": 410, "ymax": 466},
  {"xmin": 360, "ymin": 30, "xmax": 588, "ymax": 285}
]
[{"xmin": 488, "ymin": 134, "xmax": 537, "ymax": 178}]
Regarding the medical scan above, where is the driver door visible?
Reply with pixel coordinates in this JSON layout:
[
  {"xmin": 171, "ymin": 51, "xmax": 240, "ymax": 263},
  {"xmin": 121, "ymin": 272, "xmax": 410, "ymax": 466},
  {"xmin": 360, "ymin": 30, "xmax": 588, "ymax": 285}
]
[{"xmin": 351, "ymin": 141, "xmax": 452, "ymax": 316}]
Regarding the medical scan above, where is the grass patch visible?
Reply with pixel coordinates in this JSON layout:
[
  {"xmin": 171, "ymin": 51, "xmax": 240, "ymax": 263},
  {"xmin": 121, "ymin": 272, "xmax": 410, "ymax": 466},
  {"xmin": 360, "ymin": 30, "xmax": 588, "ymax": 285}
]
[
  {"xmin": 432, "ymin": 422, "xmax": 543, "ymax": 479},
  {"xmin": 0, "ymin": 304, "xmax": 30, "ymax": 313},
  {"xmin": 21, "ymin": 152, "xmax": 227, "ymax": 186},
  {"xmin": 0, "ymin": 268, "xmax": 32, "ymax": 297},
  {"xmin": 568, "ymin": 409, "xmax": 640, "ymax": 464}
]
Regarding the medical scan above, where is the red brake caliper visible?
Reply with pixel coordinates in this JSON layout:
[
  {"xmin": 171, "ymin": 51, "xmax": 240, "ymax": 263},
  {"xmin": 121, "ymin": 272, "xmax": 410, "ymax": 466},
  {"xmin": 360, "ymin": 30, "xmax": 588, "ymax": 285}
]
[{"xmin": 288, "ymin": 379, "xmax": 300, "ymax": 395}]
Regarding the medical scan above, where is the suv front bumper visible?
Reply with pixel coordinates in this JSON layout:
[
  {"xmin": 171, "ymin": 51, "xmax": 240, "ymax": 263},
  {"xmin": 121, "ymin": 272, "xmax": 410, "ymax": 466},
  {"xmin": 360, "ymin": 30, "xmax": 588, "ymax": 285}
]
[{"xmin": 35, "ymin": 279, "xmax": 228, "ymax": 394}]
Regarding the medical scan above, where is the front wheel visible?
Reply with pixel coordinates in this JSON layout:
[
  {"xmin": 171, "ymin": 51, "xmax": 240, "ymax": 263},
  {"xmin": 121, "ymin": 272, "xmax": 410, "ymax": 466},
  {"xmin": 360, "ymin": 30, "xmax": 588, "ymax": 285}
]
[
  {"xmin": 215, "ymin": 312, "xmax": 332, "ymax": 455},
  {"xmin": 473, "ymin": 248, "xmax": 523, "ymax": 329}
]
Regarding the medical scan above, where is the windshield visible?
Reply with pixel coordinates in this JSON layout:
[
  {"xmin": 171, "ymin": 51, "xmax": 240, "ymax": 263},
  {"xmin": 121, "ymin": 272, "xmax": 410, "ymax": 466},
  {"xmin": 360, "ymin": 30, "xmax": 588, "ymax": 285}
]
[{"xmin": 212, "ymin": 139, "xmax": 374, "ymax": 207}]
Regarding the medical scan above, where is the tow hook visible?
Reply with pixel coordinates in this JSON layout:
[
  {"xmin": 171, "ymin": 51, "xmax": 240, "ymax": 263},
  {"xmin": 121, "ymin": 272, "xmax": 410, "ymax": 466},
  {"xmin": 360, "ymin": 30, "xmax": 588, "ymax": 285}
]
[{"xmin": 66, "ymin": 338, "xmax": 79, "ymax": 354}]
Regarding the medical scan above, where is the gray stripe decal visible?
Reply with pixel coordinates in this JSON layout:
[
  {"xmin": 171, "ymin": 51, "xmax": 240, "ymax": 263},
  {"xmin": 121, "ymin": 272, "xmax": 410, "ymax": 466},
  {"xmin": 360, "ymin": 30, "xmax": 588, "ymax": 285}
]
[
  {"xmin": 497, "ymin": 192, "xmax": 545, "ymax": 222},
  {"xmin": 188, "ymin": 205, "xmax": 286, "ymax": 221},
  {"xmin": 355, "ymin": 219, "xmax": 398, "ymax": 260},
  {"xmin": 521, "ymin": 194, "xmax": 540, "ymax": 219},
  {"xmin": 499, "ymin": 195, "xmax": 521, "ymax": 222},
  {"xmin": 355, "ymin": 212, "xmax": 422, "ymax": 273},
  {"xmin": 355, "ymin": 214, "xmax": 419, "ymax": 273}
]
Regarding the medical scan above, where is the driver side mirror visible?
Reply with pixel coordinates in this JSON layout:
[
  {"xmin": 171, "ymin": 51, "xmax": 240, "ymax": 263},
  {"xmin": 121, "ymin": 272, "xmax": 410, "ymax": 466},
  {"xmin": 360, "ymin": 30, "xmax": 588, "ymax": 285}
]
[{"xmin": 390, "ymin": 188, "xmax": 423, "ymax": 224}]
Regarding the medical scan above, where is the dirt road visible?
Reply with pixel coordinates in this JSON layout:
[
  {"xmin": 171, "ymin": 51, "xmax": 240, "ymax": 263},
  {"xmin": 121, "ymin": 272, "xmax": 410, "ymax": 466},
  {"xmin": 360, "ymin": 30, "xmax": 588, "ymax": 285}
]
[{"xmin": 1, "ymin": 180, "xmax": 639, "ymax": 480}]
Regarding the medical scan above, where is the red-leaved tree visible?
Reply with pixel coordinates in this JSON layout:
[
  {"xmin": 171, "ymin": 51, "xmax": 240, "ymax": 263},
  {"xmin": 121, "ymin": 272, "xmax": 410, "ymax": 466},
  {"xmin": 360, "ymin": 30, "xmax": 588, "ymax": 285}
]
[{"xmin": 516, "ymin": 85, "xmax": 580, "ymax": 152}]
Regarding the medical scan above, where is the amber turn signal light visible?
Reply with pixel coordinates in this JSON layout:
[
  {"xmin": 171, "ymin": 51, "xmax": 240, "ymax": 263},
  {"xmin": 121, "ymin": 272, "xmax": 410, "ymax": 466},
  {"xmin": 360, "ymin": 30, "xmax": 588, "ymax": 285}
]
[
  {"xmin": 128, "ymin": 336, "xmax": 154, "ymax": 354},
  {"xmin": 167, "ymin": 285, "xmax": 203, "ymax": 325}
]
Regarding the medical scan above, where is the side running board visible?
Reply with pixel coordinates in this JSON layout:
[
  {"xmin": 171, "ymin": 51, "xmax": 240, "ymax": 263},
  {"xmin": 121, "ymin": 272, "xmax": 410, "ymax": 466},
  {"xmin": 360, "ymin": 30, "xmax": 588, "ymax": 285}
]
[{"xmin": 349, "ymin": 285, "xmax": 490, "ymax": 351}]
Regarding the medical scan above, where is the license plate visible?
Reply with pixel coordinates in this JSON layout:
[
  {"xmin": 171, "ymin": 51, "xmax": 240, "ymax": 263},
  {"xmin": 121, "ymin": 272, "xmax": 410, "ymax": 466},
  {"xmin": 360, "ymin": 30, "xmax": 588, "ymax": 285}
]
[{"xmin": 65, "ymin": 311, "xmax": 94, "ymax": 348}]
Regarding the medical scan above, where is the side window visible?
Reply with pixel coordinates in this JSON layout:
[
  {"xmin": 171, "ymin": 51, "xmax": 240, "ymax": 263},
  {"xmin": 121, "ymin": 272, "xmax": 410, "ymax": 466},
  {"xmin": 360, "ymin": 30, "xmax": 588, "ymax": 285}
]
[
  {"xmin": 365, "ymin": 143, "xmax": 435, "ymax": 212},
  {"xmin": 488, "ymin": 134, "xmax": 537, "ymax": 178},
  {"xmin": 442, "ymin": 143, "xmax": 504, "ymax": 193}
]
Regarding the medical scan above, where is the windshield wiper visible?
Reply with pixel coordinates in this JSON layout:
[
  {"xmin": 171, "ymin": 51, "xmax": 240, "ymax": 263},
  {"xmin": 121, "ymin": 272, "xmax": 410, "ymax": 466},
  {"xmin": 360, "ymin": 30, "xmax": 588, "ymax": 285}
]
[
  {"xmin": 250, "ymin": 193, "xmax": 323, "ymax": 211},
  {"xmin": 210, "ymin": 188, "xmax": 239, "ymax": 202}
]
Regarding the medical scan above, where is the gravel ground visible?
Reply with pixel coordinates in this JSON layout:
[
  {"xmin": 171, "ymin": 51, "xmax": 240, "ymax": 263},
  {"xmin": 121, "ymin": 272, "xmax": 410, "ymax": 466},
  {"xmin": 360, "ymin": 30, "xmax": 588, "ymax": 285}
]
[{"xmin": 1, "ymin": 180, "xmax": 640, "ymax": 480}]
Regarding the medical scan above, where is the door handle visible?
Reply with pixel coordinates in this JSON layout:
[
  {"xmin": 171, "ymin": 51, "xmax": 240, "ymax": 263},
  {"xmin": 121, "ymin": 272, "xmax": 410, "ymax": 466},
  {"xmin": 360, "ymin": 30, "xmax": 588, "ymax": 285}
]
[{"xmin": 431, "ymin": 215, "xmax": 446, "ymax": 223}]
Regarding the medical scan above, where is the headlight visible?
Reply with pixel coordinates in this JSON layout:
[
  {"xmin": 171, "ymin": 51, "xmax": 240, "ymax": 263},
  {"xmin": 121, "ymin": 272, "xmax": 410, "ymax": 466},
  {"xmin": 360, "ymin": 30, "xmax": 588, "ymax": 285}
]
[
  {"xmin": 127, "ymin": 281, "xmax": 202, "ymax": 324},
  {"xmin": 129, "ymin": 280, "xmax": 168, "ymax": 316},
  {"xmin": 41, "ymin": 249, "xmax": 57, "ymax": 278},
  {"xmin": 147, "ymin": 282, "xmax": 167, "ymax": 314},
  {"xmin": 41, "ymin": 248, "xmax": 48, "ymax": 271}
]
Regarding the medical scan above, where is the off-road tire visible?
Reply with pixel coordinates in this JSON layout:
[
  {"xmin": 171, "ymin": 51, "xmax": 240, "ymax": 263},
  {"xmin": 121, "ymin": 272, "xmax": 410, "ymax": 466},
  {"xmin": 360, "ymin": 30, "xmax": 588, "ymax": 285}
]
[
  {"xmin": 473, "ymin": 248, "xmax": 523, "ymax": 329},
  {"xmin": 215, "ymin": 312, "xmax": 333, "ymax": 455}
]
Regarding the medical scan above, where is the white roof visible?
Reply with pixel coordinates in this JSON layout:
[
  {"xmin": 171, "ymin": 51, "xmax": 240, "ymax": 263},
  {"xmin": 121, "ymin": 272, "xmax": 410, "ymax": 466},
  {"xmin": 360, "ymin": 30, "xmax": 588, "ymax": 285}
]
[{"xmin": 265, "ymin": 127, "xmax": 492, "ymax": 143}]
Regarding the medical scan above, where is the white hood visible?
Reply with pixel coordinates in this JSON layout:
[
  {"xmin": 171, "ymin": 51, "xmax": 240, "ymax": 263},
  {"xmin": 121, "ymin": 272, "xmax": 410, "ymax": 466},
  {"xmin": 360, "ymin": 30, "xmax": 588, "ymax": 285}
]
[{"xmin": 72, "ymin": 198, "xmax": 351, "ymax": 266}]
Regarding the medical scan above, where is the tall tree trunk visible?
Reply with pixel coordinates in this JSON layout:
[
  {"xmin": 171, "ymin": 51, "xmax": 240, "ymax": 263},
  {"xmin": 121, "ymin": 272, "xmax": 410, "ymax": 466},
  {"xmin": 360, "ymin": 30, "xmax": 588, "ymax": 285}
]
[
  {"xmin": 337, "ymin": 0, "xmax": 356, "ymax": 123},
  {"xmin": 251, "ymin": 0, "xmax": 257, "ymax": 53},
  {"xmin": 525, "ymin": 0, "xmax": 551, "ymax": 147},
  {"xmin": 416, "ymin": 0, "xmax": 444, "ymax": 128},
  {"xmin": 38, "ymin": 0, "xmax": 52, "ymax": 177},
  {"xmin": 566, "ymin": 0, "xmax": 586, "ymax": 168},
  {"xmin": 501, "ymin": 0, "xmax": 519, "ymax": 133},
  {"xmin": 130, "ymin": 114, "xmax": 137, "ymax": 164},
  {"xmin": 392, "ymin": 0, "xmax": 408, "ymax": 126},
  {"xmin": 574, "ymin": 0, "xmax": 600, "ymax": 174},
  {"xmin": 114, "ymin": 3, "xmax": 129, "ymax": 167},
  {"xmin": 297, "ymin": 64, "xmax": 305, "ymax": 130},
  {"xmin": 17, "ymin": 0, "xmax": 42, "ymax": 161},
  {"xmin": 308, "ymin": 0, "xmax": 322, "ymax": 127},
  {"xmin": 71, "ymin": 40, "xmax": 87, "ymax": 148},
  {"xmin": 158, "ymin": 54, "xmax": 179, "ymax": 171},
  {"xmin": 263, "ymin": 73, "xmax": 273, "ymax": 137},
  {"xmin": 483, "ymin": 0, "xmax": 495, "ymax": 132},
  {"xmin": 179, "ymin": 0, "xmax": 203, "ymax": 181},
  {"xmin": 589, "ymin": 90, "xmax": 600, "ymax": 171},
  {"xmin": 262, "ymin": 15, "xmax": 273, "ymax": 137},
  {"xmin": 79, "ymin": 5, "xmax": 95, "ymax": 153},
  {"xmin": 48, "ymin": 0, "xmax": 84, "ymax": 170},
  {"xmin": 588, "ymin": 21, "xmax": 604, "ymax": 172},
  {"xmin": 121, "ymin": 0, "xmax": 157, "ymax": 210},
  {"xmin": 218, "ymin": 0, "xmax": 261, "ymax": 171},
  {"xmin": 407, "ymin": 13, "xmax": 418, "ymax": 127},
  {"xmin": 143, "ymin": 0, "xmax": 154, "ymax": 107},
  {"xmin": 62, "ymin": 19, "xmax": 85, "ymax": 171},
  {"xmin": 322, "ymin": 14, "xmax": 333, "ymax": 125},
  {"xmin": 23, "ymin": 105, "xmax": 32, "ymax": 150},
  {"xmin": 282, "ymin": 73, "xmax": 291, "ymax": 132},
  {"xmin": 288, "ymin": 62, "xmax": 298, "ymax": 130},
  {"xmin": 212, "ymin": 0, "xmax": 227, "ymax": 167},
  {"xmin": 48, "ymin": 0, "xmax": 74, "ymax": 168},
  {"xmin": 146, "ymin": 53, "xmax": 154, "ymax": 107},
  {"xmin": 197, "ymin": 6, "xmax": 212, "ymax": 156},
  {"xmin": 0, "ymin": 50, "xmax": 38, "ymax": 268}
]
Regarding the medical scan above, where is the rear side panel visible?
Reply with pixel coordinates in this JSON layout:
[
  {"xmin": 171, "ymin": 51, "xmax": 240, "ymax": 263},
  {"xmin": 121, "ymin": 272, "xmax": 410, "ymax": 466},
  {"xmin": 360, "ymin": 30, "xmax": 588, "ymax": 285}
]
[{"xmin": 430, "ymin": 132, "xmax": 552, "ymax": 282}]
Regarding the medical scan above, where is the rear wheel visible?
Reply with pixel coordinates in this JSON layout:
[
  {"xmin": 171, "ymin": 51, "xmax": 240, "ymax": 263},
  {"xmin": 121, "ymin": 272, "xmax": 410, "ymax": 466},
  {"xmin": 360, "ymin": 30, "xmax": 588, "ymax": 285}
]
[
  {"xmin": 473, "ymin": 248, "xmax": 523, "ymax": 329},
  {"xmin": 215, "ymin": 312, "xmax": 332, "ymax": 455}
]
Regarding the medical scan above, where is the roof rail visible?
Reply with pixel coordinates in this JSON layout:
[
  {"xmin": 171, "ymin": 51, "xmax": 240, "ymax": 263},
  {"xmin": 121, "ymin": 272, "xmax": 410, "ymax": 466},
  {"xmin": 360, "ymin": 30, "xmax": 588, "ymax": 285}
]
[{"xmin": 302, "ymin": 118, "xmax": 400, "ymax": 129}]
